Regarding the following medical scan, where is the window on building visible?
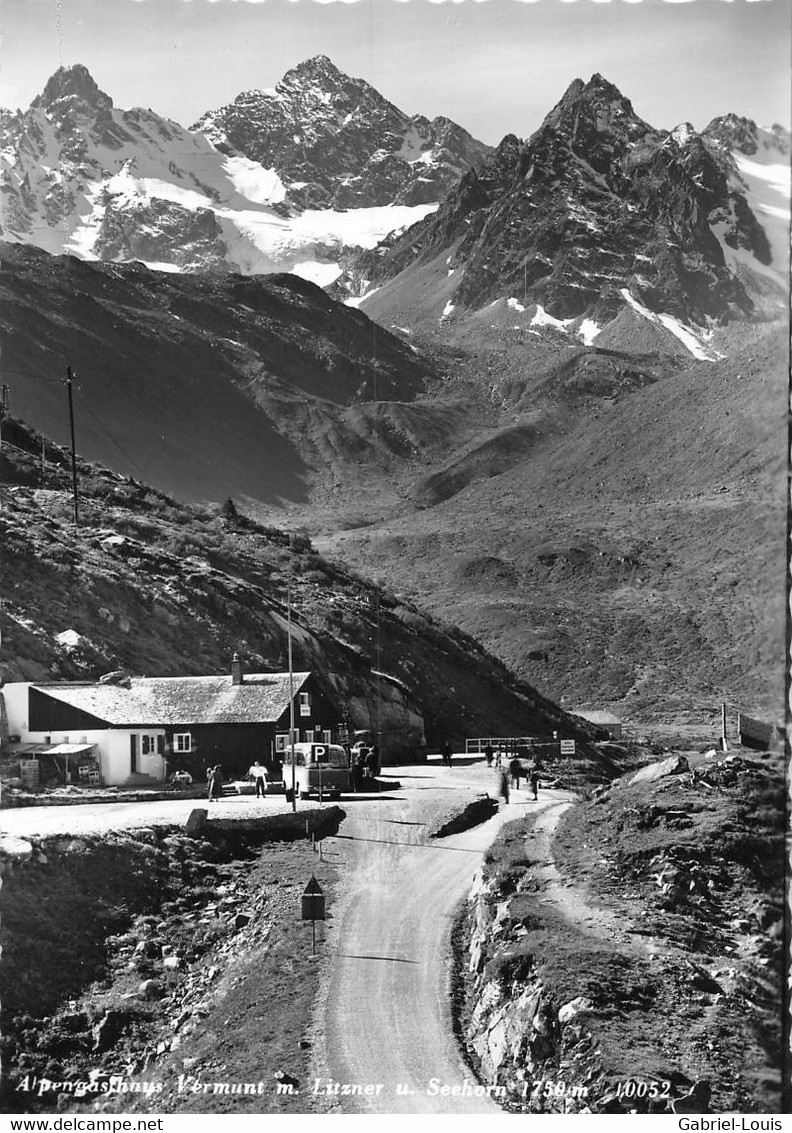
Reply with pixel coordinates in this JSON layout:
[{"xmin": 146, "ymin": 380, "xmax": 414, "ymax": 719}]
[
  {"xmin": 275, "ymin": 733, "xmax": 289, "ymax": 752},
  {"xmin": 174, "ymin": 733, "xmax": 192, "ymax": 753},
  {"xmin": 322, "ymin": 730, "xmax": 332, "ymax": 744},
  {"xmin": 299, "ymin": 691, "xmax": 311, "ymax": 717},
  {"xmin": 141, "ymin": 734, "xmax": 161, "ymax": 756}
]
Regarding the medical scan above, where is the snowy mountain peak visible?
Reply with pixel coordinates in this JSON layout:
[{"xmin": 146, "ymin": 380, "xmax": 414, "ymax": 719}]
[
  {"xmin": 32, "ymin": 64, "xmax": 112, "ymax": 115},
  {"xmin": 190, "ymin": 56, "xmax": 490, "ymax": 210},
  {"xmin": 540, "ymin": 72, "xmax": 653, "ymax": 149},
  {"xmin": 0, "ymin": 60, "xmax": 463, "ymax": 282},
  {"xmin": 704, "ymin": 113, "xmax": 762, "ymax": 155},
  {"xmin": 281, "ymin": 54, "xmax": 345, "ymax": 85},
  {"xmin": 769, "ymin": 123, "xmax": 791, "ymax": 155},
  {"xmin": 556, "ymin": 73, "xmax": 639, "ymax": 117},
  {"xmin": 669, "ymin": 122, "xmax": 697, "ymax": 147},
  {"xmin": 343, "ymin": 72, "xmax": 787, "ymax": 328}
]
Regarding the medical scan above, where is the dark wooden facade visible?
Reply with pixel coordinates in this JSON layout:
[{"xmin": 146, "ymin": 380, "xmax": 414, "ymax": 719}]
[{"xmin": 28, "ymin": 674, "xmax": 342, "ymax": 781}]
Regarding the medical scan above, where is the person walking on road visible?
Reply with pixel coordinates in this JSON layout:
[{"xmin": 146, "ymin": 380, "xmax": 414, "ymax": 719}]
[
  {"xmin": 484, "ymin": 743, "xmax": 494, "ymax": 768},
  {"xmin": 441, "ymin": 740, "xmax": 453, "ymax": 767},
  {"xmin": 206, "ymin": 765, "xmax": 219, "ymax": 802},
  {"xmin": 350, "ymin": 758, "xmax": 364, "ymax": 793},
  {"xmin": 529, "ymin": 767, "xmax": 540, "ymax": 800},
  {"xmin": 509, "ymin": 757, "xmax": 523, "ymax": 790},
  {"xmin": 497, "ymin": 766, "xmax": 510, "ymax": 804},
  {"xmin": 248, "ymin": 759, "xmax": 268, "ymax": 798},
  {"xmin": 370, "ymin": 744, "xmax": 381, "ymax": 777}
]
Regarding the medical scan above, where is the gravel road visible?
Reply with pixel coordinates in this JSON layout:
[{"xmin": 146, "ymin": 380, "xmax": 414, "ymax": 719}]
[
  {"xmin": 2, "ymin": 759, "xmax": 569, "ymax": 1115},
  {"xmin": 312, "ymin": 764, "xmax": 569, "ymax": 1114}
]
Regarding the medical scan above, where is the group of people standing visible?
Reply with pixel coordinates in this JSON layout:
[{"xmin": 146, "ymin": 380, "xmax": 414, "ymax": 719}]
[
  {"xmin": 205, "ymin": 759, "xmax": 271, "ymax": 801},
  {"xmin": 350, "ymin": 744, "xmax": 380, "ymax": 792},
  {"xmin": 482, "ymin": 743, "xmax": 541, "ymax": 804}
]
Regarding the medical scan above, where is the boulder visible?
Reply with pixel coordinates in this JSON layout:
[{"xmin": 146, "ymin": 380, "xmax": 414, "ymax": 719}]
[
  {"xmin": 185, "ymin": 808, "xmax": 208, "ymax": 837},
  {"xmin": 92, "ymin": 1009, "xmax": 132, "ymax": 1052},
  {"xmin": 487, "ymin": 1013, "xmax": 510, "ymax": 1071},
  {"xmin": 629, "ymin": 755, "xmax": 689, "ymax": 786},
  {"xmin": 138, "ymin": 979, "xmax": 164, "ymax": 998},
  {"xmin": 671, "ymin": 1080, "xmax": 711, "ymax": 1114},
  {"xmin": 558, "ymin": 996, "xmax": 593, "ymax": 1023},
  {"xmin": 0, "ymin": 834, "xmax": 33, "ymax": 862}
]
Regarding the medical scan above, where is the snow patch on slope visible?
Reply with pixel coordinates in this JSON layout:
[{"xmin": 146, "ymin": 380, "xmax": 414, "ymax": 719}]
[
  {"xmin": 531, "ymin": 305, "xmax": 573, "ymax": 333},
  {"xmin": 345, "ymin": 285, "xmax": 380, "ymax": 309},
  {"xmin": 731, "ymin": 140, "xmax": 790, "ymax": 279},
  {"xmin": 620, "ymin": 288, "xmax": 716, "ymax": 362},
  {"xmin": 578, "ymin": 318, "xmax": 600, "ymax": 346}
]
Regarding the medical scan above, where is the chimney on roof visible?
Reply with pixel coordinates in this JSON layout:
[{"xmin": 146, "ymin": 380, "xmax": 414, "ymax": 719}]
[{"xmin": 231, "ymin": 653, "xmax": 243, "ymax": 686}]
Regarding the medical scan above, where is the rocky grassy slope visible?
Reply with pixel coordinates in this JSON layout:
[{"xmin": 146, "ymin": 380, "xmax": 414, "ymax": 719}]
[
  {"xmin": 455, "ymin": 751, "xmax": 785, "ymax": 1114},
  {"xmin": 0, "ymin": 812, "xmax": 343, "ymax": 1114},
  {"xmin": 314, "ymin": 318, "xmax": 786, "ymax": 726},
  {"xmin": 0, "ymin": 417, "xmax": 593, "ymax": 757}
]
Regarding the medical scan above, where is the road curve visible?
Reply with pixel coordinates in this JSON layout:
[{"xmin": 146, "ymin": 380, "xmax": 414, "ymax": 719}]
[{"xmin": 313, "ymin": 765, "xmax": 567, "ymax": 1114}]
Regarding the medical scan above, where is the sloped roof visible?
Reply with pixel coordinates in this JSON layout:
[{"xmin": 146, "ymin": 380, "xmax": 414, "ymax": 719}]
[
  {"xmin": 45, "ymin": 743, "xmax": 97, "ymax": 755},
  {"xmin": 32, "ymin": 673, "xmax": 312, "ymax": 727}
]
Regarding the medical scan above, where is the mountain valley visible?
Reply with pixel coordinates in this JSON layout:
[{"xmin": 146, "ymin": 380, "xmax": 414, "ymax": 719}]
[{"xmin": 0, "ymin": 59, "xmax": 787, "ymax": 731}]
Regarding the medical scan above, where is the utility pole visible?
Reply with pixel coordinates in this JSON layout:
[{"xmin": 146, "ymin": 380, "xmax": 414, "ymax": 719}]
[
  {"xmin": 0, "ymin": 387, "xmax": 8, "ymax": 516},
  {"xmin": 66, "ymin": 366, "xmax": 79, "ymax": 525},
  {"xmin": 0, "ymin": 383, "xmax": 6, "ymax": 469},
  {"xmin": 0, "ymin": 382, "xmax": 8, "ymax": 455},
  {"xmin": 288, "ymin": 572, "xmax": 296, "ymax": 812},
  {"xmin": 720, "ymin": 701, "xmax": 728, "ymax": 752},
  {"xmin": 40, "ymin": 437, "xmax": 45, "ymax": 488}
]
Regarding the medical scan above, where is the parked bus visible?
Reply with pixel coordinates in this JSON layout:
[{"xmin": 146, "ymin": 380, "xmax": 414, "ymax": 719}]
[{"xmin": 283, "ymin": 742, "xmax": 350, "ymax": 800}]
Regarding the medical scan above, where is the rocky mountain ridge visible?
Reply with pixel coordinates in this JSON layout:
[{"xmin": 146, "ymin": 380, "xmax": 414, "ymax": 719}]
[
  {"xmin": 192, "ymin": 54, "xmax": 491, "ymax": 210},
  {"xmin": 344, "ymin": 75, "xmax": 789, "ymax": 339},
  {"xmin": 0, "ymin": 60, "xmax": 486, "ymax": 284}
]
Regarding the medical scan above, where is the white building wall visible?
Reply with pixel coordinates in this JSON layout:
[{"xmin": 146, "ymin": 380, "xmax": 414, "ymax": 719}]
[
  {"xmin": 0, "ymin": 686, "xmax": 166, "ymax": 785},
  {"xmin": 2, "ymin": 683, "xmax": 32, "ymax": 739}
]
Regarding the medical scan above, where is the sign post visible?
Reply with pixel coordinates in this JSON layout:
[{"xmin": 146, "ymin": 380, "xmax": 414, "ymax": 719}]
[
  {"xmin": 559, "ymin": 739, "xmax": 576, "ymax": 756},
  {"xmin": 301, "ymin": 875, "xmax": 325, "ymax": 955}
]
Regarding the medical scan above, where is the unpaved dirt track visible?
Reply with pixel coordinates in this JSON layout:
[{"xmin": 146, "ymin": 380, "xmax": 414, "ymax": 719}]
[
  {"xmin": 2, "ymin": 760, "xmax": 572, "ymax": 1114},
  {"xmin": 314, "ymin": 766, "xmax": 570, "ymax": 1114}
]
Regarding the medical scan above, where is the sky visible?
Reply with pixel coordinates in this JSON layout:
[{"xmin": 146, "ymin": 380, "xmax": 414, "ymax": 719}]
[{"xmin": 0, "ymin": 0, "xmax": 789, "ymax": 144}]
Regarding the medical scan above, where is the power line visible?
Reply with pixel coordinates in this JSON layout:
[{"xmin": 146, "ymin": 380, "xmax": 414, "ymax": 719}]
[
  {"xmin": 0, "ymin": 366, "xmax": 63, "ymax": 385},
  {"xmin": 74, "ymin": 389, "xmax": 150, "ymax": 483}
]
